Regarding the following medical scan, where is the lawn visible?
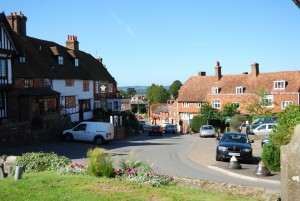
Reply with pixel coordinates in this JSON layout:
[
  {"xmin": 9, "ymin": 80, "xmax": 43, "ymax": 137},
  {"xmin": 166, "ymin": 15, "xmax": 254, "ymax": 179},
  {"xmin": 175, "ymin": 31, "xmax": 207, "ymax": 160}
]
[{"xmin": 0, "ymin": 171, "xmax": 262, "ymax": 201}]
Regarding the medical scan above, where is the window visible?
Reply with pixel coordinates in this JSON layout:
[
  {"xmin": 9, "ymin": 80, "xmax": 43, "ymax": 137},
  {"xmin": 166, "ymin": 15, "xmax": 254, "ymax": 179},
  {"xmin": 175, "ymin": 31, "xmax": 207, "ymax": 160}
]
[
  {"xmin": 261, "ymin": 95, "xmax": 274, "ymax": 107},
  {"xmin": 0, "ymin": 92, "xmax": 4, "ymax": 109},
  {"xmin": 212, "ymin": 99, "xmax": 220, "ymax": 109},
  {"xmin": 43, "ymin": 98, "xmax": 57, "ymax": 114},
  {"xmin": 113, "ymin": 101, "xmax": 120, "ymax": 110},
  {"xmin": 196, "ymin": 102, "xmax": 203, "ymax": 108},
  {"xmin": 274, "ymin": 81, "xmax": 286, "ymax": 89},
  {"xmin": 75, "ymin": 58, "xmax": 79, "ymax": 67},
  {"xmin": 44, "ymin": 79, "xmax": 51, "ymax": 87},
  {"xmin": 65, "ymin": 96, "xmax": 76, "ymax": 108},
  {"xmin": 230, "ymin": 102, "xmax": 240, "ymax": 109},
  {"xmin": 236, "ymin": 86, "xmax": 244, "ymax": 94},
  {"xmin": 24, "ymin": 79, "xmax": 33, "ymax": 88},
  {"xmin": 281, "ymin": 101, "xmax": 293, "ymax": 109},
  {"xmin": 212, "ymin": 87, "xmax": 219, "ymax": 94},
  {"xmin": 83, "ymin": 80, "xmax": 89, "ymax": 92},
  {"xmin": 65, "ymin": 79, "xmax": 74, "ymax": 87},
  {"xmin": 58, "ymin": 56, "xmax": 64, "ymax": 65},
  {"xmin": 108, "ymin": 84, "xmax": 113, "ymax": 93},
  {"xmin": 182, "ymin": 102, "xmax": 189, "ymax": 108},
  {"xmin": 19, "ymin": 56, "xmax": 25, "ymax": 63},
  {"xmin": 0, "ymin": 58, "xmax": 7, "ymax": 77},
  {"xmin": 94, "ymin": 101, "xmax": 101, "ymax": 109},
  {"xmin": 181, "ymin": 113, "xmax": 191, "ymax": 120}
]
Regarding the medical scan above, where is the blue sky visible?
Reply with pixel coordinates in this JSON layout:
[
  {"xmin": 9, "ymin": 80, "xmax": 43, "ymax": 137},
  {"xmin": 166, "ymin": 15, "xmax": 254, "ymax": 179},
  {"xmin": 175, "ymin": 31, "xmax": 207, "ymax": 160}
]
[{"xmin": 2, "ymin": 1, "xmax": 300, "ymax": 86}]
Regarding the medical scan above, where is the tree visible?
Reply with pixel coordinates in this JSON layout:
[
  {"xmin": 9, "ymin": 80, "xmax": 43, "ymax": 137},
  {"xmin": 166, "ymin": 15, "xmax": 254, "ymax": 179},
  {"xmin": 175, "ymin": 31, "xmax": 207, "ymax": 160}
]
[
  {"xmin": 146, "ymin": 84, "xmax": 169, "ymax": 104},
  {"xmin": 246, "ymin": 87, "xmax": 273, "ymax": 115},
  {"xmin": 168, "ymin": 80, "xmax": 182, "ymax": 99},
  {"xmin": 221, "ymin": 102, "xmax": 240, "ymax": 121},
  {"xmin": 127, "ymin": 88, "xmax": 137, "ymax": 97},
  {"xmin": 119, "ymin": 89, "xmax": 128, "ymax": 98},
  {"xmin": 199, "ymin": 103, "xmax": 220, "ymax": 124}
]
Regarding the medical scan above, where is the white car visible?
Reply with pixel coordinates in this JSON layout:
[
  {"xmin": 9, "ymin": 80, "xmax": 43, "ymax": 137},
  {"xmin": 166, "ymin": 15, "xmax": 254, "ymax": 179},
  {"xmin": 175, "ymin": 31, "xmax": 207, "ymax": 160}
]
[
  {"xmin": 199, "ymin": 125, "xmax": 216, "ymax": 138},
  {"xmin": 253, "ymin": 123, "xmax": 277, "ymax": 135}
]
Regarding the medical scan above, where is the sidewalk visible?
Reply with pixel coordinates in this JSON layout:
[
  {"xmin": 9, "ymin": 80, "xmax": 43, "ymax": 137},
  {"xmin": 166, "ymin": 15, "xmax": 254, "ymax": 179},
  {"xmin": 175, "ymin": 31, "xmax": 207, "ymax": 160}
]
[{"xmin": 187, "ymin": 134, "xmax": 281, "ymax": 185}]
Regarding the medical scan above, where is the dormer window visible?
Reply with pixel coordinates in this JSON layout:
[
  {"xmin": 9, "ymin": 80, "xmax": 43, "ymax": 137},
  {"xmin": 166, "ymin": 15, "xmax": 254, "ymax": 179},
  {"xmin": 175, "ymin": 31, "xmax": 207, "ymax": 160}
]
[
  {"xmin": 236, "ymin": 86, "xmax": 244, "ymax": 94},
  {"xmin": 75, "ymin": 58, "xmax": 79, "ymax": 67},
  {"xmin": 58, "ymin": 56, "xmax": 64, "ymax": 65},
  {"xmin": 274, "ymin": 80, "xmax": 286, "ymax": 89},
  {"xmin": 182, "ymin": 102, "xmax": 189, "ymax": 108},
  {"xmin": 19, "ymin": 55, "xmax": 26, "ymax": 63},
  {"xmin": 212, "ymin": 87, "xmax": 219, "ymax": 94}
]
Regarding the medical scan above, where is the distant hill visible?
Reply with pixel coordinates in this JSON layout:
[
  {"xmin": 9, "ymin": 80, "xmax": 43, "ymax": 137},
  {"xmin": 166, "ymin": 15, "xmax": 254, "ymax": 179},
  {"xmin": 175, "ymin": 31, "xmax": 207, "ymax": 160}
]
[{"xmin": 118, "ymin": 86, "xmax": 169, "ymax": 95}]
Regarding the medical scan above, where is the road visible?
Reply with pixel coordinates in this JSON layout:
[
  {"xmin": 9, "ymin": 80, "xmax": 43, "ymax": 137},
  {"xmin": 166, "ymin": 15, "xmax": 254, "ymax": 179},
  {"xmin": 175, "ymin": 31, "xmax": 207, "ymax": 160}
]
[{"xmin": 0, "ymin": 132, "xmax": 280, "ymax": 191}]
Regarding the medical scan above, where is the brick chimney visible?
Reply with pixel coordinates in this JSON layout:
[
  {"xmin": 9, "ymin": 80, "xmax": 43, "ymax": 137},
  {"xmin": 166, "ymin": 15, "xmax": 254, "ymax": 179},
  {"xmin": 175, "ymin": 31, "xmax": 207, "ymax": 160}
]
[
  {"xmin": 215, "ymin": 61, "xmax": 222, "ymax": 81},
  {"xmin": 66, "ymin": 35, "xmax": 79, "ymax": 50},
  {"xmin": 198, "ymin": 71, "xmax": 206, "ymax": 76},
  {"xmin": 251, "ymin": 62, "xmax": 259, "ymax": 77},
  {"xmin": 7, "ymin": 12, "xmax": 27, "ymax": 36}
]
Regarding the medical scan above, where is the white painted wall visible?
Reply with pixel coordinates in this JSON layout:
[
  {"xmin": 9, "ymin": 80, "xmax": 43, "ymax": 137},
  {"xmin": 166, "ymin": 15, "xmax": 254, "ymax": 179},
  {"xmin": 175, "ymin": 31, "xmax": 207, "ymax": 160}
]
[{"xmin": 52, "ymin": 79, "xmax": 94, "ymax": 122}]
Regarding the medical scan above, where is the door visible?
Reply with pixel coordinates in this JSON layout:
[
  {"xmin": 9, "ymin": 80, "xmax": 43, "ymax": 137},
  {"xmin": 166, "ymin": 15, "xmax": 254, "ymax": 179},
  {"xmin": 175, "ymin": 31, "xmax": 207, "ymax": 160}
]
[
  {"xmin": 78, "ymin": 100, "xmax": 84, "ymax": 122},
  {"xmin": 71, "ymin": 123, "xmax": 87, "ymax": 141}
]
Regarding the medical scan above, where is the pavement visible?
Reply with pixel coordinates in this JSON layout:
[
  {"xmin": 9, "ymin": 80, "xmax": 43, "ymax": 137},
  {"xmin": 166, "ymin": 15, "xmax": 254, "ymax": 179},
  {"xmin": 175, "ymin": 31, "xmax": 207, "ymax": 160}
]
[{"xmin": 186, "ymin": 133, "xmax": 281, "ymax": 185}]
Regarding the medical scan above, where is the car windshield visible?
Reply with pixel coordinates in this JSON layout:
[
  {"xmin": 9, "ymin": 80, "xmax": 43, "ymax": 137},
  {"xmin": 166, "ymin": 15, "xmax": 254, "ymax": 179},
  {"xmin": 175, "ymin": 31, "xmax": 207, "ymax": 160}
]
[{"xmin": 221, "ymin": 134, "xmax": 248, "ymax": 143}]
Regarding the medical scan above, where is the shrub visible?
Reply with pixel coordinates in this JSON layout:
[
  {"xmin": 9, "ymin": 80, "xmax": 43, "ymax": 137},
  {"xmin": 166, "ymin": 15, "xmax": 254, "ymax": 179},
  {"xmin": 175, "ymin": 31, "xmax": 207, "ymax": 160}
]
[
  {"xmin": 16, "ymin": 152, "xmax": 71, "ymax": 173},
  {"xmin": 229, "ymin": 114, "xmax": 247, "ymax": 131},
  {"xmin": 191, "ymin": 115, "xmax": 206, "ymax": 133},
  {"xmin": 87, "ymin": 148, "xmax": 114, "ymax": 178},
  {"xmin": 115, "ymin": 159, "xmax": 173, "ymax": 187},
  {"xmin": 59, "ymin": 162, "xmax": 88, "ymax": 175},
  {"xmin": 261, "ymin": 142, "xmax": 281, "ymax": 172}
]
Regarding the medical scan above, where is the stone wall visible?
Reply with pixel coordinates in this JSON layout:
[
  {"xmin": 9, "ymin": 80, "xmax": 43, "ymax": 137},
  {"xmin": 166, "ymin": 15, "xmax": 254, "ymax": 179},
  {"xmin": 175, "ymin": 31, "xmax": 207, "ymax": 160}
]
[{"xmin": 281, "ymin": 124, "xmax": 300, "ymax": 200}]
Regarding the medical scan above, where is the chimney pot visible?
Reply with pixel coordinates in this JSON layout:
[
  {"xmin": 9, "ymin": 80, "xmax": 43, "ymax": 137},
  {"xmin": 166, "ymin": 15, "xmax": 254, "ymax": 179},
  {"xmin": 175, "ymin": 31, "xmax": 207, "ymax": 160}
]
[
  {"xmin": 215, "ymin": 61, "xmax": 222, "ymax": 81},
  {"xmin": 198, "ymin": 71, "xmax": 206, "ymax": 76},
  {"xmin": 66, "ymin": 35, "xmax": 79, "ymax": 50}
]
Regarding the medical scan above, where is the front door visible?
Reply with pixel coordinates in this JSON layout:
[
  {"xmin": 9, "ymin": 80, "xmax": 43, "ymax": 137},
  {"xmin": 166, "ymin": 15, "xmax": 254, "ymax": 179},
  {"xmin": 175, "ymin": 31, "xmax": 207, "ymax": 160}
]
[{"xmin": 78, "ymin": 100, "xmax": 84, "ymax": 122}]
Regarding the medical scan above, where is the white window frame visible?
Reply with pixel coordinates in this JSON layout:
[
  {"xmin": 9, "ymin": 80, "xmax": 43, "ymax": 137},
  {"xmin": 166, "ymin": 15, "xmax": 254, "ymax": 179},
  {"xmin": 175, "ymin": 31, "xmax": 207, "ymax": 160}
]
[
  {"xmin": 281, "ymin": 101, "xmax": 293, "ymax": 109},
  {"xmin": 58, "ymin": 56, "xmax": 64, "ymax": 65},
  {"xmin": 182, "ymin": 102, "xmax": 189, "ymax": 108},
  {"xmin": 261, "ymin": 95, "xmax": 274, "ymax": 108},
  {"xmin": 212, "ymin": 99, "xmax": 220, "ymax": 109},
  {"xmin": 19, "ymin": 56, "xmax": 26, "ymax": 63},
  {"xmin": 196, "ymin": 102, "xmax": 203, "ymax": 108},
  {"xmin": 75, "ymin": 58, "xmax": 79, "ymax": 67},
  {"xmin": 236, "ymin": 86, "xmax": 244, "ymax": 94},
  {"xmin": 230, "ymin": 102, "xmax": 240, "ymax": 109},
  {"xmin": 212, "ymin": 87, "xmax": 219, "ymax": 94},
  {"xmin": 274, "ymin": 80, "xmax": 286, "ymax": 90}
]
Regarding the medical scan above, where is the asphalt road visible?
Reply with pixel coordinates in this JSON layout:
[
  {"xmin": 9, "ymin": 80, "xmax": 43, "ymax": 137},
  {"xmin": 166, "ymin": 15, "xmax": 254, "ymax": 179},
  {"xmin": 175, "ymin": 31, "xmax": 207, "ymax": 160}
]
[{"xmin": 0, "ymin": 132, "xmax": 280, "ymax": 191}]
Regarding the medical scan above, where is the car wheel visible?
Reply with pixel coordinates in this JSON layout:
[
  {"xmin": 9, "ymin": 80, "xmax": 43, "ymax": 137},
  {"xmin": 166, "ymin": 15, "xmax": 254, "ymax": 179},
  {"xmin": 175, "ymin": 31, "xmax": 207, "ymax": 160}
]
[
  {"xmin": 94, "ymin": 136, "xmax": 104, "ymax": 145},
  {"xmin": 65, "ymin": 134, "xmax": 73, "ymax": 142},
  {"xmin": 216, "ymin": 154, "xmax": 221, "ymax": 161}
]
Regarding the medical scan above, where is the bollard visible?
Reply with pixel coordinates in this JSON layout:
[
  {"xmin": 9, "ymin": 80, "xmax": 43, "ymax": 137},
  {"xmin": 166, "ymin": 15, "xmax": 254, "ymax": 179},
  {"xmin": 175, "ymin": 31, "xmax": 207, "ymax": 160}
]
[
  {"xmin": 253, "ymin": 161, "xmax": 271, "ymax": 176},
  {"xmin": 228, "ymin": 156, "xmax": 242, "ymax": 169},
  {"xmin": 14, "ymin": 166, "xmax": 23, "ymax": 180}
]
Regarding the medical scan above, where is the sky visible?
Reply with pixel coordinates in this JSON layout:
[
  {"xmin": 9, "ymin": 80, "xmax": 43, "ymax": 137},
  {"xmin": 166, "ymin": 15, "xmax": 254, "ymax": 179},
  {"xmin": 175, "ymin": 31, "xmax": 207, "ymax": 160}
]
[{"xmin": 2, "ymin": 1, "xmax": 300, "ymax": 86}]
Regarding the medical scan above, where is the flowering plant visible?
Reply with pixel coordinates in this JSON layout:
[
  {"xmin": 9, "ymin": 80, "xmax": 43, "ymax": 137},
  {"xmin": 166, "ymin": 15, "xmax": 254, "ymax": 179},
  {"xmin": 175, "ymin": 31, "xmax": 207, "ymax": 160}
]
[{"xmin": 59, "ymin": 163, "xmax": 88, "ymax": 175}]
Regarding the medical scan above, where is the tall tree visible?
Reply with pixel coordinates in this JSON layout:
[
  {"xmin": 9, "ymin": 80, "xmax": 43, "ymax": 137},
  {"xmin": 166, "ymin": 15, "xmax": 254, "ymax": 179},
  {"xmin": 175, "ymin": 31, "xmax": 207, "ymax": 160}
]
[
  {"xmin": 221, "ymin": 102, "xmax": 240, "ymax": 120},
  {"xmin": 168, "ymin": 80, "xmax": 182, "ymax": 99},
  {"xmin": 146, "ymin": 84, "xmax": 169, "ymax": 104},
  {"xmin": 246, "ymin": 87, "xmax": 273, "ymax": 114},
  {"xmin": 199, "ymin": 103, "xmax": 220, "ymax": 123},
  {"xmin": 127, "ymin": 88, "xmax": 137, "ymax": 97}
]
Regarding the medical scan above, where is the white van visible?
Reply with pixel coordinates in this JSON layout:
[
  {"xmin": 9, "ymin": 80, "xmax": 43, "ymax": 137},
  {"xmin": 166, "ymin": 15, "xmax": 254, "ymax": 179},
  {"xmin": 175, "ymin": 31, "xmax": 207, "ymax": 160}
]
[
  {"xmin": 62, "ymin": 122, "xmax": 114, "ymax": 145},
  {"xmin": 253, "ymin": 123, "xmax": 277, "ymax": 135}
]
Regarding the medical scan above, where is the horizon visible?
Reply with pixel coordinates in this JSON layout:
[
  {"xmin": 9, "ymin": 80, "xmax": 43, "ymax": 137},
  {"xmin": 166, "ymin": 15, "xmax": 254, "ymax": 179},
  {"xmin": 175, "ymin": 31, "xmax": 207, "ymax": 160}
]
[{"xmin": 2, "ymin": 1, "xmax": 300, "ymax": 86}]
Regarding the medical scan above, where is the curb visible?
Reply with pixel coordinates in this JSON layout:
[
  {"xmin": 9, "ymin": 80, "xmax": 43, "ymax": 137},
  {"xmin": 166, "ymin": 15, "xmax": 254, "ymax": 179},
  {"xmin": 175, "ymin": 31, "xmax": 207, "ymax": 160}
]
[{"xmin": 207, "ymin": 165, "xmax": 281, "ymax": 186}]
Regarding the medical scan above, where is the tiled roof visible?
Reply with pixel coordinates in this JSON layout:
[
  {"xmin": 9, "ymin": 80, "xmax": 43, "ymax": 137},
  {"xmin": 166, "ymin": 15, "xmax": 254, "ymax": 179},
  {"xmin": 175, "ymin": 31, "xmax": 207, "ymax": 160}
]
[
  {"xmin": 1, "ymin": 12, "xmax": 116, "ymax": 84},
  {"xmin": 178, "ymin": 68, "xmax": 300, "ymax": 102}
]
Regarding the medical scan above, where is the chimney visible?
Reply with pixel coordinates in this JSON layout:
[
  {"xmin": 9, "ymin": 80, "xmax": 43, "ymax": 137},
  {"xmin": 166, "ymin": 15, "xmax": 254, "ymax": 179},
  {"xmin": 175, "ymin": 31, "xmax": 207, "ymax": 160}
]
[
  {"xmin": 251, "ymin": 62, "xmax": 259, "ymax": 77},
  {"xmin": 215, "ymin": 61, "xmax": 222, "ymax": 81},
  {"xmin": 97, "ymin": 57, "xmax": 103, "ymax": 64},
  {"xmin": 66, "ymin": 35, "xmax": 79, "ymax": 50},
  {"xmin": 7, "ymin": 12, "xmax": 27, "ymax": 36},
  {"xmin": 242, "ymin": 72, "xmax": 248, "ymax": 74},
  {"xmin": 198, "ymin": 71, "xmax": 206, "ymax": 76}
]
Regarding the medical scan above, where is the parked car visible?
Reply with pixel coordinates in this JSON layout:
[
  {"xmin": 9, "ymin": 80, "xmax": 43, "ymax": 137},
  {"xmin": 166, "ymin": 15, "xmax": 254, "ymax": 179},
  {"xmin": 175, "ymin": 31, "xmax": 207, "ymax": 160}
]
[
  {"xmin": 142, "ymin": 124, "xmax": 150, "ymax": 133},
  {"xmin": 149, "ymin": 125, "xmax": 163, "ymax": 136},
  {"xmin": 216, "ymin": 132, "xmax": 254, "ymax": 163},
  {"xmin": 62, "ymin": 122, "xmax": 114, "ymax": 145},
  {"xmin": 261, "ymin": 138, "xmax": 270, "ymax": 148},
  {"xmin": 161, "ymin": 122, "xmax": 170, "ymax": 129},
  {"xmin": 248, "ymin": 116, "xmax": 278, "ymax": 134},
  {"xmin": 164, "ymin": 124, "xmax": 177, "ymax": 134},
  {"xmin": 253, "ymin": 123, "xmax": 277, "ymax": 135},
  {"xmin": 199, "ymin": 125, "xmax": 216, "ymax": 138}
]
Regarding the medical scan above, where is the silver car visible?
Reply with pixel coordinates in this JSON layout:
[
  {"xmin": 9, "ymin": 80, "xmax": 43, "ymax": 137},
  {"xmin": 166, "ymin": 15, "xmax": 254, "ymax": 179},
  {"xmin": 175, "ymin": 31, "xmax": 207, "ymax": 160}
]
[{"xmin": 199, "ymin": 125, "xmax": 216, "ymax": 138}]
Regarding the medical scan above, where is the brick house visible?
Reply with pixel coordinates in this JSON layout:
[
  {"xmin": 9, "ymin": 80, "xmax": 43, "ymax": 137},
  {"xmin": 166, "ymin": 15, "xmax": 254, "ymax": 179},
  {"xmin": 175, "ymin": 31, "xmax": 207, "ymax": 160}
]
[
  {"xmin": 0, "ymin": 12, "xmax": 118, "ymax": 126},
  {"xmin": 177, "ymin": 61, "xmax": 300, "ymax": 130}
]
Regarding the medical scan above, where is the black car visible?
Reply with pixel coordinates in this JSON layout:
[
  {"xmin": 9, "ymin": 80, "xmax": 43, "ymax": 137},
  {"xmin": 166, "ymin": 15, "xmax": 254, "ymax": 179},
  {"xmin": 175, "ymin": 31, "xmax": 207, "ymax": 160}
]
[
  {"xmin": 216, "ymin": 132, "xmax": 254, "ymax": 163},
  {"xmin": 149, "ymin": 125, "xmax": 163, "ymax": 136}
]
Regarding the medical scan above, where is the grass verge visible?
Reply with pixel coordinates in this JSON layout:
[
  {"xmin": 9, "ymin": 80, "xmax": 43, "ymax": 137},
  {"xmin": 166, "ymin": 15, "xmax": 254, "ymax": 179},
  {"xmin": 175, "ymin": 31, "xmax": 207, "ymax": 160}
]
[{"xmin": 0, "ymin": 171, "xmax": 263, "ymax": 201}]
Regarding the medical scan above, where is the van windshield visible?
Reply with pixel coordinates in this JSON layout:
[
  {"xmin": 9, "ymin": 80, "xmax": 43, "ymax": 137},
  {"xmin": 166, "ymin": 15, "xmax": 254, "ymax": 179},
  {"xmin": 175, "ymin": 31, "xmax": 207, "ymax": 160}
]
[{"xmin": 252, "ymin": 118, "xmax": 263, "ymax": 124}]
